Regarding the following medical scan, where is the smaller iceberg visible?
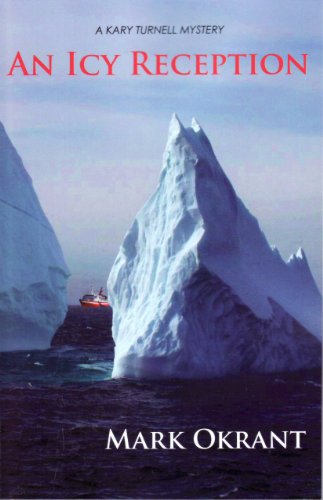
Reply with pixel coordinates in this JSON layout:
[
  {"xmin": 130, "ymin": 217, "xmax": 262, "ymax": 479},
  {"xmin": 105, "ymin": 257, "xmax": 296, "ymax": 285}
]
[
  {"xmin": 108, "ymin": 115, "xmax": 321, "ymax": 379},
  {"xmin": 0, "ymin": 123, "xmax": 69, "ymax": 351}
]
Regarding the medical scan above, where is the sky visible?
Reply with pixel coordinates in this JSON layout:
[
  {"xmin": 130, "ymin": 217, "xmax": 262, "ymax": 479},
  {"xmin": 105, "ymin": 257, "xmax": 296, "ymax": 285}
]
[{"xmin": 0, "ymin": 0, "xmax": 322, "ymax": 303}]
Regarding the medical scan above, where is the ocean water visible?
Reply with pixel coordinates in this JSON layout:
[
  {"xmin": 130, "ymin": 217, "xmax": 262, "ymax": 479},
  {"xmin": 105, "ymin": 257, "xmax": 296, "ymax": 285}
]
[{"xmin": 0, "ymin": 307, "xmax": 321, "ymax": 499}]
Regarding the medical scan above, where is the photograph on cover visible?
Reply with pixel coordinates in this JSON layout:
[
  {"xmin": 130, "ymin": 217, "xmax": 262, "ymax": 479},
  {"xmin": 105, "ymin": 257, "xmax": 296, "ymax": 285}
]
[{"xmin": 0, "ymin": 0, "xmax": 321, "ymax": 498}]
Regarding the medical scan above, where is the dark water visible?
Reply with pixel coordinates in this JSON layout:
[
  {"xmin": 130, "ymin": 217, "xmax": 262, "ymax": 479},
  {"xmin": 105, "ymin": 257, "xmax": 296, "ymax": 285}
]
[{"xmin": 0, "ymin": 307, "xmax": 321, "ymax": 499}]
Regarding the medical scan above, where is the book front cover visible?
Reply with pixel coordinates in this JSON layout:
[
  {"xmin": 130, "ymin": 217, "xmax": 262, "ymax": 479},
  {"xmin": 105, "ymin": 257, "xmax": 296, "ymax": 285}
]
[{"xmin": 0, "ymin": 1, "xmax": 321, "ymax": 499}]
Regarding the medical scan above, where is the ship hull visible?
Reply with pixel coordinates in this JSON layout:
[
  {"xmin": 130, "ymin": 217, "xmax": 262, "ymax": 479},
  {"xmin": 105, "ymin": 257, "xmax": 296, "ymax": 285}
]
[{"xmin": 79, "ymin": 300, "xmax": 110, "ymax": 308}]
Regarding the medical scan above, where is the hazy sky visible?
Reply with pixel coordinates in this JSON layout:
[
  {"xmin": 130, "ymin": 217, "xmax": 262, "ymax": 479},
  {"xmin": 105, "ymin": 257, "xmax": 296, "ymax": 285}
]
[{"xmin": 0, "ymin": 0, "xmax": 322, "ymax": 303}]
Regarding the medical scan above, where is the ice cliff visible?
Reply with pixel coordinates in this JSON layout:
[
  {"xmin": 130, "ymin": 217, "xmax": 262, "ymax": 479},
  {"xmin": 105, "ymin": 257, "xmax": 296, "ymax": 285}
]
[
  {"xmin": 0, "ymin": 123, "xmax": 69, "ymax": 351},
  {"xmin": 108, "ymin": 115, "xmax": 321, "ymax": 378}
]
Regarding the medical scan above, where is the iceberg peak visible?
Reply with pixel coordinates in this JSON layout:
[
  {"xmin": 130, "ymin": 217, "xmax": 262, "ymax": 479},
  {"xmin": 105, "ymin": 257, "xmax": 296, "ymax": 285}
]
[
  {"xmin": 286, "ymin": 247, "xmax": 319, "ymax": 292},
  {"xmin": 296, "ymin": 247, "xmax": 306, "ymax": 260},
  {"xmin": 168, "ymin": 113, "xmax": 185, "ymax": 140},
  {"xmin": 288, "ymin": 247, "xmax": 308, "ymax": 265},
  {"xmin": 191, "ymin": 117, "xmax": 202, "ymax": 132}
]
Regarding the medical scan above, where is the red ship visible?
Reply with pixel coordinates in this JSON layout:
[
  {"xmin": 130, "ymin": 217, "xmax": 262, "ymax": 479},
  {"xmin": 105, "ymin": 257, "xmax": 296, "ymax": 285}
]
[{"xmin": 79, "ymin": 287, "xmax": 110, "ymax": 308}]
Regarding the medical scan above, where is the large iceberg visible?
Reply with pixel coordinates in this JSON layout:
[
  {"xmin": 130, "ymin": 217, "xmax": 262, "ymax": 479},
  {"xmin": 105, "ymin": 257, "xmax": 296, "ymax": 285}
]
[
  {"xmin": 0, "ymin": 123, "xmax": 69, "ymax": 351},
  {"xmin": 108, "ymin": 115, "xmax": 321, "ymax": 379}
]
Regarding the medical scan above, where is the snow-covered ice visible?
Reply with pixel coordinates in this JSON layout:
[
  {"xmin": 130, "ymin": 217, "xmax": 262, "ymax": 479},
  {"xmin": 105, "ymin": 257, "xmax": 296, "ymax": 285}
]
[
  {"xmin": 0, "ymin": 123, "xmax": 69, "ymax": 351},
  {"xmin": 108, "ymin": 115, "xmax": 321, "ymax": 379}
]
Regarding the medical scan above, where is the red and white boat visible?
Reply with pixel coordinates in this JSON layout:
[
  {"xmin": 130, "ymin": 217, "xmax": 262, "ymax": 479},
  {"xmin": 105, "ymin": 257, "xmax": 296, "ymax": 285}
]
[{"xmin": 79, "ymin": 287, "xmax": 110, "ymax": 308}]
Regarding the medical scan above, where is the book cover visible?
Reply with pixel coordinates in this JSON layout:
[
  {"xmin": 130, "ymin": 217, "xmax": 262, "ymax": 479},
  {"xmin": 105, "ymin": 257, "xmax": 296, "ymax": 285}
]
[{"xmin": 0, "ymin": 1, "xmax": 321, "ymax": 499}]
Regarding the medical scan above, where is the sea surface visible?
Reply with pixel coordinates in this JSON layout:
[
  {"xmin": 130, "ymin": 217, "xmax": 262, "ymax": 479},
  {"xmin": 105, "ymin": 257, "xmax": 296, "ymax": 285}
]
[{"xmin": 0, "ymin": 306, "xmax": 321, "ymax": 499}]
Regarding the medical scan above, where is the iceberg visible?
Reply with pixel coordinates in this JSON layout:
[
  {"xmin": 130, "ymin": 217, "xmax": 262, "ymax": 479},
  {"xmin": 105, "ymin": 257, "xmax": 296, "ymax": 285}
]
[
  {"xmin": 0, "ymin": 123, "xmax": 69, "ymax": 351},
  {"xmin": 108, "ymin": 115, "xmax": 321, "ymax": 379}
]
